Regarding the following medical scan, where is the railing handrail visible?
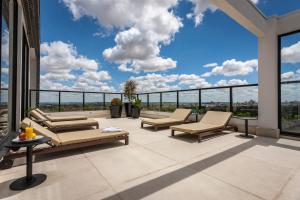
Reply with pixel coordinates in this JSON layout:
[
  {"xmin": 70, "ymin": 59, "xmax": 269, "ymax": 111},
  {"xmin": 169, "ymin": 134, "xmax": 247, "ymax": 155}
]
[
  {"xmin": 136, "ymin": 83, "xmax": 259, "ymax": 95},
  {"xmin": 29, "ymin": 89, "xmax": 123, "ymax": 94}
]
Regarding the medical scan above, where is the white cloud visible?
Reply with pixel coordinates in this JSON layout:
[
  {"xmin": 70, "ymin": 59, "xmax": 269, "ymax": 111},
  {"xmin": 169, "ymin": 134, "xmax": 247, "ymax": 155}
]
[
  {"xmin": 63, "ymin": 0, "xmax": 182, "ymax": 73},
  {"xmin": 121, "ymin": 73, "xmax": 211, "ymax": 93},
  {"xmin": 215, "ymin": 79, "xmax": 248, "ymax": 86},
  {"xmin": 40, "ymin": 41, "xmax": 114, "ymax": 92},
  {"xmin": 1, "ymin": 29, "xmax": 9, "ymax": 65},
  {"xmin": 186, "ymin": 0, "xmax": 259, "ymax": 27},
  {"xmin": 282, "ymin": 41, "xmax": 300, "ymax": 64},
  {"xmin": 41, "ymin": 41, "xmax": 98, "ymax": 75},
  {"xmin": 118, "ymin": 64, "xmax": 134, "ymax": 73},
  {"xmin": 250, "ymin": 0, "xmax": 259, "ymax": 4},
  {"xmin": 201, "ymin": 59, "xmax": 258, "ymax": 77},
  {"xmin": 126, "ymin": 73, "xmax": 180, "ymax": 93},
  {"xmin": 2, "ymin": 67, "xmax": 9, "ymax": 75},
  {"xmin": 281, "ymin": 70, "xmax": 300, "ymax": 81},
  {"xmin": 178, "ymin": 74, "xmax": 211, "ymax": 88},
  {"xmin": 203, "ymin": 62, "xmax": 218, "ymax": 68},
  {"xmin": 129, "ymin": 57, "xmax": 177, "ymax": 73},
  {"xmin": 281, "ymin": 71, "xmax": 295, "ymax": 80},
  {"xmin": 186, "ymin": 0, "xmax": 217, "ymax": 27}
]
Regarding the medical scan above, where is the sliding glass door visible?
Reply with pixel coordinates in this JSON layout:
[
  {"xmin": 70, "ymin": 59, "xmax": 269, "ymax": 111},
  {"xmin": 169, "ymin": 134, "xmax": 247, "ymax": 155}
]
[{"xmin": 279, "ymin": 31, "xmax": 300, "ymax": 135}]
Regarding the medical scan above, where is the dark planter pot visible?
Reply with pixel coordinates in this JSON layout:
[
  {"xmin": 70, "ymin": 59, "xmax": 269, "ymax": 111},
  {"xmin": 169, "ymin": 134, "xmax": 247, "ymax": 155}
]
[
  {"xmin": 124, "ymin": 102, "xmax": 132, "ymax": 117},
  {"xmin": 131, "ymin": 107, "xmax": 141, "ymax": 118},
  {"xmin": 110, "ymin": 105, "xmax": 122, "ymax": 118}
]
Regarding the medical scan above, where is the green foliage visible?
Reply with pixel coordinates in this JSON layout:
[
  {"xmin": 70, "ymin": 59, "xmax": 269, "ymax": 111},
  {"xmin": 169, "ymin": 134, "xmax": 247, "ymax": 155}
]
[
  {"xmin": 133, "ymin": 97, "xmax": 142, "ymax": 109},
  {"xmin": 123, "ymin": 80, "xmax": 137, "ymax": 102},
  {"xmin": 26, "ymin": 107, "xmax": 35, "ymax": 114},
  {"xmin": 111, "ymin": 98, "xmax": 122, "ymax": 106}
]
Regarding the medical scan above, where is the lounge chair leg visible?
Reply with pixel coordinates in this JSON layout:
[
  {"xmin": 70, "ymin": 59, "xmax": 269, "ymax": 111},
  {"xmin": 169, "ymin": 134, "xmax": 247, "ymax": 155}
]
[
  {"xmin": 96, "ymin": 124, "xmax": 99, "ymax": 129},
  {"xmin": 154, "ymin": 126, "xmax": 158, "ymax": 131},
  {"xmin": 171, "ymin": 130, "xmax": 175, "ymax": 136},
  {"xmin": 141, "ymin": 122, "xmax": 143, "ymax": 128},
  {"xmin": 198, "ymin": 135, "xmax": 202, "ymax": 143},
  {"xmin": 125, "ymin": 136, "xmax": 129, "ymax": 145}
]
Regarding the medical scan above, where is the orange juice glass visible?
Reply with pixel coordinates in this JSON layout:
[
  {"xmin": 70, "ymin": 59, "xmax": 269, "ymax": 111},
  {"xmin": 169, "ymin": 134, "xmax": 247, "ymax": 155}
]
[{"xmin": 25, "ymin": 127, "xmax": 34, "ymax": 140}]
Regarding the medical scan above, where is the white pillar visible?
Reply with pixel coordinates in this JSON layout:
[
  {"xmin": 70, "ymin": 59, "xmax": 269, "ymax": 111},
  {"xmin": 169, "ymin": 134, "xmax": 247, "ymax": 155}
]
[{"xmin": 257, "ymin": 17, "xmax": 280, "ymax": 138}]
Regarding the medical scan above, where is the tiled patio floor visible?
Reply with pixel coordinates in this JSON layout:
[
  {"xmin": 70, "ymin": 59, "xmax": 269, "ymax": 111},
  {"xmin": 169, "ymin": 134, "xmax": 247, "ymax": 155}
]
[{"xmin": 1, "ymin": 118, "xmax": 300, "ymax": 200}]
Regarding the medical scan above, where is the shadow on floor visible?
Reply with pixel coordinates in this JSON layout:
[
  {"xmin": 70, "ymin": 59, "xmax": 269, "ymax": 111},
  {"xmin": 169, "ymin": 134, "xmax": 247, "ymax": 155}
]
[
  {"xmin": 34, "ymin": 141, "xmax": 126, "ymax": 163},
  {"xmin": 102, "ymin": 137, "xmax": 298, "ymax": 200},
  {"xmin": 0, "ymin": 178, "xmax": 22, "ymax": 199},
  {"xmin": 170, "ymin": 132, "xmax": 230, "ymax": 144}
]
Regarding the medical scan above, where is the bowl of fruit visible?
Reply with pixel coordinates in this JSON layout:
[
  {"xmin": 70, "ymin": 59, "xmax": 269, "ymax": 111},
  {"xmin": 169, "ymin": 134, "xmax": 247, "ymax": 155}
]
[{"xmin": 12, "ymin": 126, "xmax": 42, "ymax": 143}]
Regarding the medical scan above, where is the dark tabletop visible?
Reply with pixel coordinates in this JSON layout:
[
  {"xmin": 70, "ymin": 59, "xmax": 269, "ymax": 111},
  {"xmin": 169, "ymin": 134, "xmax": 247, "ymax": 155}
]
[
  {"xmin": 233, "ymin": 116, "xmax": 257, "ymax": 120},
  {"xmin": 6, "ymin": 137, "xmax": 50, "ymax": 148}
]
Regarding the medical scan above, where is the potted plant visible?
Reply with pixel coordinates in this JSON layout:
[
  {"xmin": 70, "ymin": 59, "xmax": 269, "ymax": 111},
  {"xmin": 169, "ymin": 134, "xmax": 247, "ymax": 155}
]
[
  {"xmin": 132, "ymin": 97, "xmax": 142, "ymax": 118},
  {"xmin": 123, "ymin": 80, "xmax": 137, "ymax": 117},
  {"xmin": 110, "ymin": 98, "xmax": 122, "ymax": 118}
]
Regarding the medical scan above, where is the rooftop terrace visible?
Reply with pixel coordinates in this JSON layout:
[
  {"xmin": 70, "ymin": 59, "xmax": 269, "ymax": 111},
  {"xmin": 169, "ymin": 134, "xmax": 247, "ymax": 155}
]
[{"xmin": 1, "ymin": 117, "xmax": 300, "ymax": 200}]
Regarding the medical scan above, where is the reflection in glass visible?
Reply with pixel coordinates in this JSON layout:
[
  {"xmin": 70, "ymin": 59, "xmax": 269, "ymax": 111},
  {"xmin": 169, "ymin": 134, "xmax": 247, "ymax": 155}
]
[
  {"xmin": 280, "ymin": 32, "xmax": 300, "ymax": 134},
  {"xmin": 281, "ymin": 83, "xmax": 300, "ymax": 132},
  {"xmin": 0, "ymin": 5, "xmax": 9, "ymax": 139}
]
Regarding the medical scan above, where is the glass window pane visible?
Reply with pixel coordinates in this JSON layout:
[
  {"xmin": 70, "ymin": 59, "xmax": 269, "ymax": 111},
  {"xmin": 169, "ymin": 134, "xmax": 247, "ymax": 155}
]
[
  {"xmin": 0, "ymin": 4, "xmax": 9, "ymax": 140},
  {"xmin": 85, "ymin": 93, "xmax": 104, "ymax": 110},
  {"xmin": 179, "ymin": 90, "xmax": 199, "ymax": 112},
  {"xmin": 233, "ymin": 86, "xmax": 258, "ymax": 117},
  {"xmin": 61, "ymin": 92, "xmax": 83, "ymax": 112},
  {"xmin": 105, "ymin": 94, "xmax": 122, "ymax": 109},
  {"xmin": 201, "ymin": 89, "xmax": 230, "ymax": 112},
  {"xmin": 149, "ymin": 93, "xmax": 160, "ymax": 111},
  {"xmin": 280, "ymin": 32, "xmax": 300, "ymax": 134},
  {"xmin": 281, "ymin": 83, "xmax": 300, "ymax": 133},
  {"xmin": 138, "ymin": 94, "xmax": 148, "ymax": 110},
  {"xmin": 162, "ymin": 92, "xmax": 177, "ymax": 112},
  {"xmin": 38, "ymin": 91, "xmax": 60, "ymax": 112}
]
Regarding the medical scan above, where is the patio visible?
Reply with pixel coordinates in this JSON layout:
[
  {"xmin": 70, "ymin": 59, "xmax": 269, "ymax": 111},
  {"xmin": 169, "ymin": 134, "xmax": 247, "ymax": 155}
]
[{"xmin": 1, "ymin": 117, "xmax": 300, "ymax": 200}]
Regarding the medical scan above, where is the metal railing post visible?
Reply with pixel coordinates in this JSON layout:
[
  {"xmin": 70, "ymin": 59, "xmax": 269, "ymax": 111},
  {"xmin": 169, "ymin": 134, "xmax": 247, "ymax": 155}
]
[
  {"xmin": 160, "ymin": 92, "xmax": 162, "ymax": 111},
  {"xmin": 29, "ymin": 89, "xmax": 32, "ymax": 109},
  {"xmin": 36, "ymin": 90, "xmax": 40, "ymax": 108},
  {"xmin": 229, "ymin": 87, "xmax": 233, "ymax": 112},
  {"xmin": 58, "ymin": 91, "xmax": 61, "ymax": 112},
  {"xmin": 176, "ymin": 91, "xmax": 179, "ymax": 108},
  {"xmin": 83, "ymin": 92, "xmax": 85, "ymax": 111},
  {"xmin": 198, "ymin": 89, "xmax": 201, "ymax": 110},
  {"xmin": 147, "ymin": 94, "xmax": 149, "ymax": 109},
  {"xmin": 103, "ymin": 93, "xmax": 106, "ymax": 110}
]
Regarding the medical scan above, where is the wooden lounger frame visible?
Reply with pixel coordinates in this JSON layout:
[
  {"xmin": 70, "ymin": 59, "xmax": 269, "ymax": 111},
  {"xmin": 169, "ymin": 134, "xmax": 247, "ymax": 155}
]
[
  {"xmin": 30, "ymin": 117, "xmax": 99, "ymax": 133},
  {"xmin": 5, "ymin": 135, "xmax": 129, "ymax": 159},
  {"xmin": 171, "ymin": 125, "xmax": 237, "ymax": 143},
  {"xmin": 141, "ymin": 121, "xmax": 184, "ymax": 131}
]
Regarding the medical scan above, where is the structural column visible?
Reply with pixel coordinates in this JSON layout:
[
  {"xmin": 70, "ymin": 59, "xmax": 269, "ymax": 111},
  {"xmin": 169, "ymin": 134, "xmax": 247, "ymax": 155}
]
[{"xmin": 257, "ymin": 17, "xmax": 280, "ymax": 138}]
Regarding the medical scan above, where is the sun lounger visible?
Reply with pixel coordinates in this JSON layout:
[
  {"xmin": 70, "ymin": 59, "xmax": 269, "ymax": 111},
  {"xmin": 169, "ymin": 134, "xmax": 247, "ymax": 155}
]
[
  {"xmin": 29, "ymin": 110, "xmax": 99, "ymax": 132},
  {"xmin": 6, "ymin": 118, "xmax": 129, "ymax": 158},
  {"xmin": 141, "ymin": 109, "xmax": 192, "ymax": 131},
  {"xmin": 170, "ymin": 111, "xmax": 232, "ymax": 142},
  {"xmin": 35, "ymin": 108, "xmax": 87, "ymax": 122}
]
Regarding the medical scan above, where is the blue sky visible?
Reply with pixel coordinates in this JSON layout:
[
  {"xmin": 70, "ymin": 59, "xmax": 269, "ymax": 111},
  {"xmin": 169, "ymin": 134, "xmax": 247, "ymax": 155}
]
[{"xmin": 40, "ymin": 0, "xmax": 300, "ymax": 93}]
